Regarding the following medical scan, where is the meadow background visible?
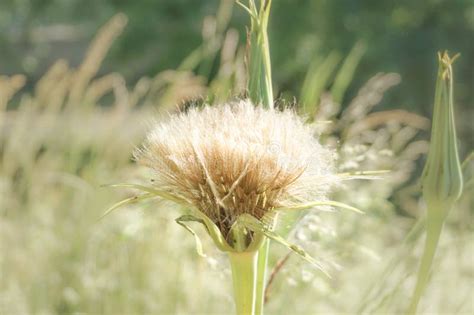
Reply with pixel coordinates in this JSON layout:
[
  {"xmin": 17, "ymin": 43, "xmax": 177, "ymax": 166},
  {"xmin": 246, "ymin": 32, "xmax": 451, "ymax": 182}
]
[{"xmin": 1, "ymin": 0, "xmax": 473, "ymax": 314}]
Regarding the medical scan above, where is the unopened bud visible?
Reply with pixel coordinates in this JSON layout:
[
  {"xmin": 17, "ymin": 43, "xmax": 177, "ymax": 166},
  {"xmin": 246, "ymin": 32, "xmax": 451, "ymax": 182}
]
[{"xmin": 421, "ymin": 52, "xmax": 463, "ymax": 217}]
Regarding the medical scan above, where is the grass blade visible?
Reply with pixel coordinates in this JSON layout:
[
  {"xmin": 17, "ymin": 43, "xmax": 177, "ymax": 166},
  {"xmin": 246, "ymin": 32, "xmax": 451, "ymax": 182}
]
[{"xmin": 331, "ymin": 41, "xmax": 366, "ymax": 104}]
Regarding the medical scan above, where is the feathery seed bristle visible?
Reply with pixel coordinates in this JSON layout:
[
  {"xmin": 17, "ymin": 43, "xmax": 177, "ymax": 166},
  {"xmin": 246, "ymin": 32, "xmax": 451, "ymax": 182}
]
[{"xmin": 134, "ymin": 99, "xmax": 337, "ymax": 235}]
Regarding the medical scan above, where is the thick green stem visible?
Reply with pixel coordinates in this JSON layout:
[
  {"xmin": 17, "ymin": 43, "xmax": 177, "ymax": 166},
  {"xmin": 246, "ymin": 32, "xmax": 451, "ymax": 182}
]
[
  {"xmin": 229, "ymin": 251, "xmax": 259, "ymax": 315},
  {"xmin": 254, "ymin": 238, "xmax": 269, "ymax": 315},
  {"xmin": 407, "ymin": 215, "xmax": 444, "ymax": 315}
]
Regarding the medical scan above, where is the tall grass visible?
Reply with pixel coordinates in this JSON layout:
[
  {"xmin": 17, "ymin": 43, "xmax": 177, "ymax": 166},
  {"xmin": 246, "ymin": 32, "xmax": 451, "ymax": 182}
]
[{"xmin": 1, "ymin": 6, "xmax": 472, "ymax": 315}]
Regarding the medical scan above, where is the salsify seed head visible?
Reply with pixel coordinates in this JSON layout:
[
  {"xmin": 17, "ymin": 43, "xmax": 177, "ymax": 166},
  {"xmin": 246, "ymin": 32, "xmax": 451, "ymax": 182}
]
[{"xmin": 134, "ymin": 99, "xmax": 337, "ymax": 235}]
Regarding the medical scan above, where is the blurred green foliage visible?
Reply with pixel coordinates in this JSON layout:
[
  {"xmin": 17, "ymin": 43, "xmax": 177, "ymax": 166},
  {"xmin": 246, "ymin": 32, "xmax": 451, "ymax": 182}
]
[{"xmin": 1, "ymin": 0, "xmax": 473, "ymax": 120}]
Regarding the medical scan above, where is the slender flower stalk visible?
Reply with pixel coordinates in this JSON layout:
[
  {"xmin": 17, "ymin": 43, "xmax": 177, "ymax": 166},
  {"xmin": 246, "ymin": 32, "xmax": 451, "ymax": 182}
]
[
  {"xmin": 407, "ymin": 52, "xmax": 463, "ymax": 314},
  {"xmin": 229, "ymin": 251, "xmax": 259, "ymax": 315}
]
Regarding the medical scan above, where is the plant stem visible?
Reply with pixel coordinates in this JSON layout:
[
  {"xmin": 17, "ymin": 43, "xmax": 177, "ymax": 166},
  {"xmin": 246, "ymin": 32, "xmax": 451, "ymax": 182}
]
[
  {"xmin": 247, "ymin": 0, "xmax": 274, "ymax": 109},
  {"xmin": 254, "ymin": 238, "xmax": 269, "ymax": 314},
  {"xmin": 407, "ymin": 215, "xmax": 444, "ymax": 315},
  {"xmin": 242, "ymin": 1, "xmax": 274, "ymax": 313},
  {"xmin": 229, "ymin": 251, "xmax": 259, "ymax": 315}
]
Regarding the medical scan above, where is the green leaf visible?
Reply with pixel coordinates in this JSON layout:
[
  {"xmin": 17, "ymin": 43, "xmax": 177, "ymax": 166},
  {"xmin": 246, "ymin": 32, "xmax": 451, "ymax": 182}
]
[
  {"xmin": 175, "ymin": 215, "xmax": 207, "ymax": 257},
  {"xmin": 237, "ymin": 214, "xmax": 330, "ymax": 278},
  {"xmin": 100, "ymin": 193, "xmax": 156, "ymax": 219},
  {"xmin": 275, "ymin": 200, "xmax": 363, "ymax": 214},
  {"xmin": 104, "ymin": 183, "xmax": 188, "ymax": 204}
]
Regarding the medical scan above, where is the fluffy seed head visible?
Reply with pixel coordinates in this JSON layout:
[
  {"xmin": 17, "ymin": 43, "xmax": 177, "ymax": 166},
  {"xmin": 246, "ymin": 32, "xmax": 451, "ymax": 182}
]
[{"xmin": 135, "ymin": 100, "xmax": 337, "ymax": 235}]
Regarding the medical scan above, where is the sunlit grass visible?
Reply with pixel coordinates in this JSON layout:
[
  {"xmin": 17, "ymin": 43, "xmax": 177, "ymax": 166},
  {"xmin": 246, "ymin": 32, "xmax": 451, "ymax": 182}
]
[{"xmin": 1, "ymin": 5, "xmax": 472, "ymax": 315}]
